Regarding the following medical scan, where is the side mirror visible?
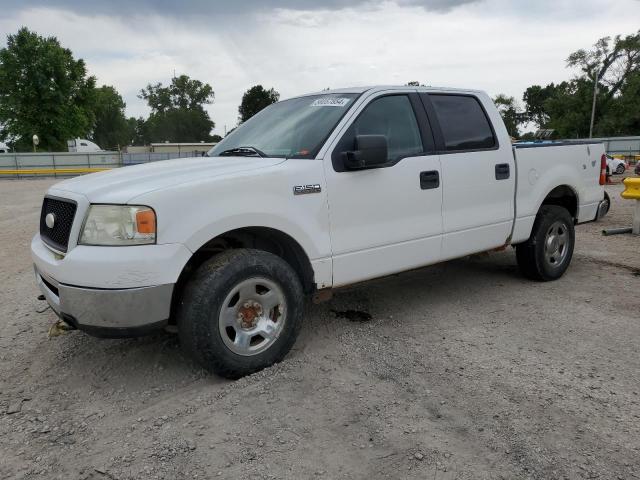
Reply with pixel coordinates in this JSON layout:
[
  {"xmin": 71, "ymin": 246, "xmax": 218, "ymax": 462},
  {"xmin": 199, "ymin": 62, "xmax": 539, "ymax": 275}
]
[{"xmin": 343, "ymin": 134, "xmax": 388, "ymax": 170}]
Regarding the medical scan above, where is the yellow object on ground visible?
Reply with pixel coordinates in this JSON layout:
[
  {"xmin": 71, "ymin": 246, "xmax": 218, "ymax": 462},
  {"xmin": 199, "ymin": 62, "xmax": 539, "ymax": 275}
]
[
  {"xmin": 47, "ymin": 320, "xmax": 75, "ymax": 339},
  {"xmin": 621, "ymin": 177, "xmax": 640, "ymax": 200},
  {"xmin": 621, "ymin": 177, "xmax": 640, "ymax": 235}
]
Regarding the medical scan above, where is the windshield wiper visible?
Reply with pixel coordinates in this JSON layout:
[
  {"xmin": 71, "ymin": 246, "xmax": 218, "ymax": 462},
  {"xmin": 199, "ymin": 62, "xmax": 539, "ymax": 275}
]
[{"xmin": 217, "ymin": 146, "xmax": 266, "ymax": 158}]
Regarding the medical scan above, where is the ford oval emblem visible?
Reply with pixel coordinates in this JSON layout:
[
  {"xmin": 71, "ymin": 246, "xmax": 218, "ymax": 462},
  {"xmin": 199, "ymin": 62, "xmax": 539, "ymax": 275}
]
[{"xmin": 45, "ymin": 213, "xmax": 56, "ymax": 229}]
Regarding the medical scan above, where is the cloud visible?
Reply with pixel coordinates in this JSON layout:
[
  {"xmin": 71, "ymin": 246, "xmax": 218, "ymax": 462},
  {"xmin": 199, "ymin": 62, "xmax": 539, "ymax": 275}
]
[
  {"xmin": 1, "ymin": 0, "xmax": 640, "ymax": 138},
  {"xmin": 1, "ymin": 0, "xmax": 480, "ymax": 17}
]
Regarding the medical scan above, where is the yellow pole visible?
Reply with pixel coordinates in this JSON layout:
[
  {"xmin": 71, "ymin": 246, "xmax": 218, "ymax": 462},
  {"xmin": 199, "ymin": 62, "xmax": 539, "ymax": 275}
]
[{"xmin": 621, "ymin": 178, "xmax": 640, "ymax": 235}]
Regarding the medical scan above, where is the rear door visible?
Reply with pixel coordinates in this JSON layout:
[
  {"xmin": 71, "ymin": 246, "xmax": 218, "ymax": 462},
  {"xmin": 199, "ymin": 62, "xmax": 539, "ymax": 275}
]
[
  {"xmin": 324, "ymin": 91, "xmax": 443, "ymax": 286},
  {"xmin": 420, "ymin": 92, "xmax": 515, "ymax": 259}
]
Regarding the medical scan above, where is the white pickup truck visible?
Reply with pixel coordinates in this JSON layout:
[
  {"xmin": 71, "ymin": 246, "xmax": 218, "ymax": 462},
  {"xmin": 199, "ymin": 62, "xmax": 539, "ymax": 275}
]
[{"xmin": 32, "ymin": 86, "xmax": 608, "ymax": 378}]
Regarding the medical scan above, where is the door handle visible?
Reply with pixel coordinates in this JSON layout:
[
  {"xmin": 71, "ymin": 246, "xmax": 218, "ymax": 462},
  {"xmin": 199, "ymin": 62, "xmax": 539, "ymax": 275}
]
[
  {"xmin": 420, "ymin": 170, "xmax": 440, "ymax": 190},
  {"xmin": 495, "ymin": 163, "xmax": 510, "ymax": 180}
]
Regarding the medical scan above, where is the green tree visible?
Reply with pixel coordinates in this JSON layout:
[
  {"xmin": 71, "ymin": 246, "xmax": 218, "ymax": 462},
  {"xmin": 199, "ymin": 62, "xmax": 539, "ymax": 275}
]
[
  {"xmin": 595, "ymin": 71, "xmax": 640, "ymax": 136},
  {"xmin": 493, "ymin": 94, "xmax": 522, "ymax": 138},
  {"xmin": 90, "ymin": 85, "xmax": 132, "ymax": 150},
  {"xmin": 564, "ymin": 31, "xmax": 640, "ymax": 136},
  {"xmin": 522, "ymin": 83, "xmax": 557, "ymax": 128},
  {"xmin": 139, "ymin": 75, "xmax": 215, "ymax": 142},
  {"xmin": 126, "ymin": 117, "xmax": 148, "ymax": 145},
  {"xmin": 140, "ymin": 75, "xmax": 214, "ymax": 113},
  {"xmin": 567, "ymin": 31, "xmax": 640, "ymax": 103},
  {"xmin": 520, "ymin": 32, "xmax": 640, "ymax": 138},
  {"xmin": 0, "ymin": 28, "xmax": 96, "ymax": 151},
  {"xmin": 523, "ymin": 80, "xmax": 604, "ymax": 138},
  {"xmin": 143, "ymin": 108, "xmax": 215, "ymax": 143},
  {"xmin": 238, "ymin": 85, "xmax": 280, "ymax": 123},
  {"xmin": 543, "ymin": 79, "xmax": 597, "ymax": 138}
]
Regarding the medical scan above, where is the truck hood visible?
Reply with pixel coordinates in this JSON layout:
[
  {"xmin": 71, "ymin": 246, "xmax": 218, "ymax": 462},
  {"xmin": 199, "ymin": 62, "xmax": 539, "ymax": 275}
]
[{"xmin": 50, "ymin": 156, "xmax": 286, "ymax": 203}]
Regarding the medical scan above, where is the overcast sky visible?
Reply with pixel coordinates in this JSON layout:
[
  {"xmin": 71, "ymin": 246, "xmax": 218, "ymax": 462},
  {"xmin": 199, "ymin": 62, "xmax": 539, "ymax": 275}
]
[{"xmin": 1, "ymin": 0, "xmax": 639, "ymax": 136}]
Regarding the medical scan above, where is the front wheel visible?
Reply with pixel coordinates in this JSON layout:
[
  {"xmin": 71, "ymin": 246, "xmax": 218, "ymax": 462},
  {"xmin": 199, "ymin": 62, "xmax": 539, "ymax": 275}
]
[
  {"xmin": 177, "ymin": 249, "xmax": 304, "ymax": 378},
  {"xmin": 616, "ymin": 164, "xmax": 625, "ymax": 174},
  {"xmin": 515, "ymin": 205, "xmax": 575, "ymax": 281}
]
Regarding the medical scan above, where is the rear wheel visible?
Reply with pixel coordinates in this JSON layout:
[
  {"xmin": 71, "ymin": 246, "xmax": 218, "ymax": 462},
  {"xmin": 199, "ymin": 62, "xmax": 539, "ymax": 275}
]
[
  {"xmin": 596, "ymin": 192, "xmax": 611, "ymax": 221},
  {"xmin": 616, "ymin": 164, "xmax": 625, "ymax": 174},
  {"xmin": 600, "ymin": 192, "xmax": 611, "ymax": 218},
  {"xmin": 516, "ymin": 205, "xmax": 575, "ymax": 281},
  {"xmin": 177, "ymin": 249, "xmax": 304, "ymax": 378}
]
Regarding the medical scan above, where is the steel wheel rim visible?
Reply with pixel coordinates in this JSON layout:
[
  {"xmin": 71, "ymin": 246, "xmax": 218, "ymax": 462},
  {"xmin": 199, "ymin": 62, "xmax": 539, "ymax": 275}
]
[
  {"xmin": 544, "ymin": 220, "xmax": 569, "ymax": 268},
  {"xmin": 218, "ymin": 277, "xmax": 287, "ymax": 356}
]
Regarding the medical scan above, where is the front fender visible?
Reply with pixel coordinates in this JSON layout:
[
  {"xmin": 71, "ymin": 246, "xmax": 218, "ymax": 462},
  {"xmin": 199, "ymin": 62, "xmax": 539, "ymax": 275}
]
[
  {"xmin": 184, "ymin": 212, "xmax": 328, "ymax": 260},
  {"xmin": 130, "ymin": 159, "xmax": 332, "ymax": 275}
]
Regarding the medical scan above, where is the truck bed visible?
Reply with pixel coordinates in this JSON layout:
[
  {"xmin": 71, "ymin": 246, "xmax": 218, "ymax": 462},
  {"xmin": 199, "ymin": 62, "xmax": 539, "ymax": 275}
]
[{"xmin": 510, "ymin": 141, "xmax": 605, "ymax": 244}]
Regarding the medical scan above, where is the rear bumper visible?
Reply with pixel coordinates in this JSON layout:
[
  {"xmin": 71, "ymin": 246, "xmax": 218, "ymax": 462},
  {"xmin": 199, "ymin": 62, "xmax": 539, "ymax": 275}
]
[{"xmin": 35, "ymin": 267, "xmax": 173, "ymax": 338}]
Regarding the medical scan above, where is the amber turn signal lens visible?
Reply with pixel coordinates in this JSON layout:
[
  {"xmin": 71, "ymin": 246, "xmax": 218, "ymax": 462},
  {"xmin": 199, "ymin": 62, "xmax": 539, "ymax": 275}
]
[{"xmin": 136, "ymin": 209, "xmax": 156, "ymax": 234}]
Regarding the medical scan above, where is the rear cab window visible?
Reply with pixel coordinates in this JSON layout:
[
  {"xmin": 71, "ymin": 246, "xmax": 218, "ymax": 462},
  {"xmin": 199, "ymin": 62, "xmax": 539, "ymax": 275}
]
[{"xmin": 426, "ymin": 94, "xmax": 497, "ymax": 152}]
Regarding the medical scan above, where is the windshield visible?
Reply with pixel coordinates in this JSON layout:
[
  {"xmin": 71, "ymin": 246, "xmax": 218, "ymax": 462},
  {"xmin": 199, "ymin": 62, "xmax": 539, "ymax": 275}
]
[{"xmin": 208, "ymin": 93, "xmax": 359, "ymax": 159}]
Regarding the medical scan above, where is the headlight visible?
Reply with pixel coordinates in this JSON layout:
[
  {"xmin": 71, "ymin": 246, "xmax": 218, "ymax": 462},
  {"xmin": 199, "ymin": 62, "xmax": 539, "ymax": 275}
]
[{"xmin": 79, "ymin": 205, "xmax": 156, "ymax": 246}]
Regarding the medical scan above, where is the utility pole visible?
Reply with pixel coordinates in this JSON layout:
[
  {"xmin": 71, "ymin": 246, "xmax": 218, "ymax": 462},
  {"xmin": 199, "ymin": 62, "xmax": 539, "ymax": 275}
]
[{"xmin": 589, "ymin": 67, "xmax": 599, "ymax": 139}]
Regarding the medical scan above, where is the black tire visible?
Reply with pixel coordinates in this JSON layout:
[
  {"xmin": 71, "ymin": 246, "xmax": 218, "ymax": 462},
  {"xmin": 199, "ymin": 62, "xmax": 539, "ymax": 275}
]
[
  {"xmin": 177, "ymin": 249, "xmax": 304, "ymax": 379},
  {"xmin": 600, "ymin": 192, "xmax": 611, "ymax": 218},
  {"xmin": 515, "ymin": 205, "xmax": 575, "ymax": 281},
  {"xmin": 616, "ymin": 164, "xmax": 625, "ymax": 174}
]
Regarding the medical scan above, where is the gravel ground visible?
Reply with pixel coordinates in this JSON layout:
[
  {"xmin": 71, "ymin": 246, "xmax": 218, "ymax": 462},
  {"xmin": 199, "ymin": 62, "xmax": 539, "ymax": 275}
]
[{"xmin": 0, "ymin": 176, "xmax": 639, "ymax": 480}]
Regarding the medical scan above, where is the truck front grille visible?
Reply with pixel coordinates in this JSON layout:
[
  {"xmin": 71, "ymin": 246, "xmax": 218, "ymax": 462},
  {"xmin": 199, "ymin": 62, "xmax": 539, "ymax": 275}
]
[{"xmin": 40, "ymin": 197, "xmax": 77, "ymax": 253}]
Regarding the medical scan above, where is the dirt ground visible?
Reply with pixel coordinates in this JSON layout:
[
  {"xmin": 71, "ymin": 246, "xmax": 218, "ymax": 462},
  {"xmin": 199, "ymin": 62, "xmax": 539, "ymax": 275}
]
[{"xmin": 0, "ymin": 177, "xmax": 639, "ymax": 480}]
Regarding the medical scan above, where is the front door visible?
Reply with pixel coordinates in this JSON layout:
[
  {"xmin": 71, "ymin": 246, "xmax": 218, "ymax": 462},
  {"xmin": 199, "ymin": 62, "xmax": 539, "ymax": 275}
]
[{"xmin": 323, "ymin": 91, "xmax": 443, "ymax": 287}]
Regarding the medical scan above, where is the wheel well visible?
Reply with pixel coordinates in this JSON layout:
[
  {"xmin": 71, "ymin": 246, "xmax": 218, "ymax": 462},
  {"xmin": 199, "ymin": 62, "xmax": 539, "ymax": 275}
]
[
  {"xmin": 541, "ymin": 185, "xmax": 578, "ymax": 220},
  {"xmin": 169, "ymin": 227, "xmax": 315, "ymax": 323}
]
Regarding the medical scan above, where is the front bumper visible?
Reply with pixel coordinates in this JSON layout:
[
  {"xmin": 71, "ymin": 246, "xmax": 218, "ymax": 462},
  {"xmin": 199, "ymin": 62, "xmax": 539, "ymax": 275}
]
[
  {"xmin": 35, "ymin": 267, "xmax": 173, "ymax": 337},
  {"xmin": 31, "ymin": 233, "xmax": 191, "ymax": 338}
]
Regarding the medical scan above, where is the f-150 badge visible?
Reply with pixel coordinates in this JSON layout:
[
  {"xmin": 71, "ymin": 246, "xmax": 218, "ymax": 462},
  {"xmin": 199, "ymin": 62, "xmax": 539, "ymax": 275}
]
[{"xmin": 293, "ymin": 184, "xmax": 321, "ymax": 195}]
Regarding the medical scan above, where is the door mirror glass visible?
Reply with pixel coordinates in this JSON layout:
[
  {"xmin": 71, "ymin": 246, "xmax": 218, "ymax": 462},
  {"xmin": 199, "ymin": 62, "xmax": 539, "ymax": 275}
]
[{"xmin": 343, "ymin": 135, "xmax": 389, "ymax": 170}]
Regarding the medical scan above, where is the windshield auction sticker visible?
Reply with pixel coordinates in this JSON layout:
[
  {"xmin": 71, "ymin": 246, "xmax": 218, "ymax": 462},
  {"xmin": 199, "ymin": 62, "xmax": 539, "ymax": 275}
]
[{"xmin": 310, "ymin": 97, "xmax": 351, "ymax": 107}]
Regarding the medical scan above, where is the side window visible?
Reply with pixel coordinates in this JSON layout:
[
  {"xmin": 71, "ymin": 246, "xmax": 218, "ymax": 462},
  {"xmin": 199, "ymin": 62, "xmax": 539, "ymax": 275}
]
[
  {"xmin": 338, "ymin": 95, "xmax": 423, "ymax": 164},
  {"xmin": 429, "ymin": 95, "xmax": 496, "ymax": 151}
]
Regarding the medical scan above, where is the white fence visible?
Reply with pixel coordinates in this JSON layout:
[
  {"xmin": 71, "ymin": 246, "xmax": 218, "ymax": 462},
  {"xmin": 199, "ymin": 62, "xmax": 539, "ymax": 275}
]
[
  {"xmin": 122, "ymin": 150, "xmax": 202, "ymax": 165},
  {"xmin": 578, "ymin": 136, "xmax": 640, "ymax": 157},
  {"xmin": 0, "ymin": 150, "xmax": 203, "ymax": 177}
]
